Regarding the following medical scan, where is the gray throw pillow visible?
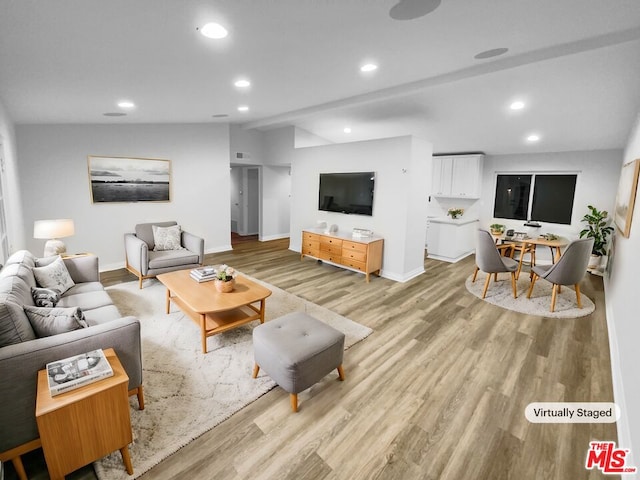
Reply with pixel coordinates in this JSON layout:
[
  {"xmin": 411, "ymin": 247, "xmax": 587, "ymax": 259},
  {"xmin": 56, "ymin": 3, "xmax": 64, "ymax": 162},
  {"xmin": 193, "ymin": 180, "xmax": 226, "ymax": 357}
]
[
  {"xmin": 152, "ymin": 224, "xmax": 184, "ymax": 251},
  {"xmin": 32, "ymin": 256, "xmax": 75, "ymax": 294},
  {"xmin": 24, "ymin": 305, "xmax": 88, "ymax": 337},
  {"xmin": 31, "ymin": 286, "xmax": 61, "ymax": 307}
]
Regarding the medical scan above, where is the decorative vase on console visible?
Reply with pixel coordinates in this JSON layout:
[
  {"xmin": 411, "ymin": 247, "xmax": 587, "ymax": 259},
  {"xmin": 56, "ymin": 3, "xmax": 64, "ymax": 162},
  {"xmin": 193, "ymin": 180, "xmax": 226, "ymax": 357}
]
[{"xmin": 214, "ymin": 264, "xmax": 236, "ymax": 293}]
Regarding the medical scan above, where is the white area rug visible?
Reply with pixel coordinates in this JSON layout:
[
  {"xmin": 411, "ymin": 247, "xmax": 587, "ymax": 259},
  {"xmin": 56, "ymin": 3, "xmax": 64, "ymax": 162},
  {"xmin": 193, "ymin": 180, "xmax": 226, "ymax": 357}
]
[
  {"xmin": 465, "ymin": 272, "xmax": 595, "ymax": 318},
  {"xmin": 94, "ymin": 276, "xmax": 372, "ymax": 479}
]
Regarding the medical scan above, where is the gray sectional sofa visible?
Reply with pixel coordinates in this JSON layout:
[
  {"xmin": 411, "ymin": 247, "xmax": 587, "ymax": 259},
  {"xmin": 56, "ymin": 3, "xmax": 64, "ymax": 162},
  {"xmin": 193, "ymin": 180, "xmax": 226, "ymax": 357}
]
[{"xmin": 0, "ymin": 250, "xmax": 143, "ymax": 479}]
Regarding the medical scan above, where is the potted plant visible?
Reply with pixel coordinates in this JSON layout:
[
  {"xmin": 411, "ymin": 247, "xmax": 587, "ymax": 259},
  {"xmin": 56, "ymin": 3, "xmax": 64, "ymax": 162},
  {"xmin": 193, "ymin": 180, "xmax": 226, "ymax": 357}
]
[
  {"xmin": 490, "ymin": 223, "xmax": 505, "ymax": 235},
  {"xmin": 214, "ymin": 264, "xmax": 236, "ymax": 292},
  {"xmin": 447, "ymin": 208, "xmax": 464, "ymax": 220},
  {"xmin": 579, "ymin": 205, "xmax": 614, "ymax": 269}
]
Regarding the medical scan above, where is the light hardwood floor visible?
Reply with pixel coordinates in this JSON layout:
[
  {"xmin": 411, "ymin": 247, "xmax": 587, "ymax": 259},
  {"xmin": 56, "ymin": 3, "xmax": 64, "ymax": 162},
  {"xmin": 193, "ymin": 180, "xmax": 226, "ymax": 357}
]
[{"xmin": 10, "ymin": 239, "xmax": 618, "ymax": 480}]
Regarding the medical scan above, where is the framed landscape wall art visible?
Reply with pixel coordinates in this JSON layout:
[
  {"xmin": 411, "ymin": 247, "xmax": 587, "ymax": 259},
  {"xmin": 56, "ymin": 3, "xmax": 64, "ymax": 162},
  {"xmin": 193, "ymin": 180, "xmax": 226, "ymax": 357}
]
[
  {"xmin": 88, "ymin": 156, "xmax": 171, "ymax": 203},
  {"xmin": 613, "ymin": 158, "xmax": 640, "ymax": 238}
]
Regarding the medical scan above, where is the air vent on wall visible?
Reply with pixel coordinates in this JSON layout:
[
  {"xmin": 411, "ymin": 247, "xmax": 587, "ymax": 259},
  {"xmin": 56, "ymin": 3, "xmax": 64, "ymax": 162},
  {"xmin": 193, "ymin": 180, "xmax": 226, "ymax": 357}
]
[{"xmin": 235, "ymin": 152, "xmax": 251, "ymax": 159}]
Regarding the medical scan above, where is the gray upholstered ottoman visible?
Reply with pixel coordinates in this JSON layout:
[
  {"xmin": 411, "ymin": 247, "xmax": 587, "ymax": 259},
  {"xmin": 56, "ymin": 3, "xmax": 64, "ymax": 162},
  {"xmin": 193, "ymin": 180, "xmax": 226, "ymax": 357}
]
[{"xmin": 252, "ymin": 312, "xmax": 345, "ymax": 412}]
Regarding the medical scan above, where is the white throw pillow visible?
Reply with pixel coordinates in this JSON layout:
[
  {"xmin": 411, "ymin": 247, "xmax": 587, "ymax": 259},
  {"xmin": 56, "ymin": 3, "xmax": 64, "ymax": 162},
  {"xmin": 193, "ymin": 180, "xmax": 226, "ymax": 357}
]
[
  {"xmin": 32, "ymin": 256, "xmax": 75, "ymax": 294},
  {"xmin": 152, "ymin": 224, "xmax": 184, "ymax": 251}
]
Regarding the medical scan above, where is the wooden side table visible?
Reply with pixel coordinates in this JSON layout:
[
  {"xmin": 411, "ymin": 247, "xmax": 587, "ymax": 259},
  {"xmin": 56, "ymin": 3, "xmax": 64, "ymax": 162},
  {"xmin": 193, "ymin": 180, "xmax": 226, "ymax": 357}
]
[{"xmin": 35, "ymin": 348, "xmax": 133, "ymax": 480}]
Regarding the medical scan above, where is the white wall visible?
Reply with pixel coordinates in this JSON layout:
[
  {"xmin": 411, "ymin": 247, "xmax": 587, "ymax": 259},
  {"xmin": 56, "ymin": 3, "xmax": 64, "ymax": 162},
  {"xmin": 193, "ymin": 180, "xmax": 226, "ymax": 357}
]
[
  {"xmin": 230, "ymin": 124, "xmax": 264, "ymax": 165},
  {"xmin": 479, "ymin": 150, "xmax": 621, "ymax": 262},
  {"xmin": 290, "ymin": 135, "xmax": 431, "ymax": 281},
  {"xmin": 261, "ymin": 165, "xmax": 291, "ymax": 241},
  {"xmin": 16, "ymin": 123, "xmax": 231, "ymax": 270},
  {"xmin": 264, "ymin": 126, "xmax": 295, "ymax": 165},
  {"xmin": 0, "ymin": 97, "xmax": 26, "ymax": 252},
  {"xmin": 605, "ymin": 112, "xmax": 640, "ymax": 474}
]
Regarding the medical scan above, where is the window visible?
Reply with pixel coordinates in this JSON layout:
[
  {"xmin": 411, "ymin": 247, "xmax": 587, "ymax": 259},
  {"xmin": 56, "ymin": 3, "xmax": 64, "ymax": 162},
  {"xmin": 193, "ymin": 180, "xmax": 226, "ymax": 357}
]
[{"xmin": 493, "ymin": 173, "xmax": 577, "ymax": 225}]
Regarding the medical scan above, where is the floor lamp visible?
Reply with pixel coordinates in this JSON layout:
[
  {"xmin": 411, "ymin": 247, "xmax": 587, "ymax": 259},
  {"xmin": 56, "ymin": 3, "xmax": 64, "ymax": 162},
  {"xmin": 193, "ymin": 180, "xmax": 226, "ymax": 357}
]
[{"xmin": 33, "ymin": 219, "xmax": 75, "ymax": 257}]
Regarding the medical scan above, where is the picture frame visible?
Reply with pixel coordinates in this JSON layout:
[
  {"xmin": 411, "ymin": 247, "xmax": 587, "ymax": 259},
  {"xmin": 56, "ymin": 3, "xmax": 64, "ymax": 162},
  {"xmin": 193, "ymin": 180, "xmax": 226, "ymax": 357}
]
[
  {"xmin": 87, "ymin": 156, "xmax": 171, "ymax": 203},
  {"xmin": 613, "ymin": 158, "xmax": 640, "ymax": 238}
]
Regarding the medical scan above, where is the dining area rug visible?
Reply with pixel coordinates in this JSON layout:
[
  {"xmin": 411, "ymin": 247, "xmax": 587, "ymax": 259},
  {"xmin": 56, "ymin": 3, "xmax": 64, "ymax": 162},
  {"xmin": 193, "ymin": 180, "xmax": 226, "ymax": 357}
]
[
  {"xmin": 94, "ymin": 275, "xmax": 372, "ymax": 479},
  {"xmin": 465, "ymin": 272, "xmax": 595, "ymax": 318}
]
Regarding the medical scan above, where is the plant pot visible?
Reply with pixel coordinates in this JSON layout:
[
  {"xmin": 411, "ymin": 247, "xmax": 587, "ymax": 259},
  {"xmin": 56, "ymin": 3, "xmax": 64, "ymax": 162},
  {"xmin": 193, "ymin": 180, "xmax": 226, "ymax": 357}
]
[
  {"xmin": 588, "ymin": 254, "xmax": 602, "ymax": 270},
  {"xmin": 490, "ymin": 229, "xmax": 504, "ymax": 236},
  {"xmin": 214, "ymin": 278, "xmax": 235, "ymax": 293}
]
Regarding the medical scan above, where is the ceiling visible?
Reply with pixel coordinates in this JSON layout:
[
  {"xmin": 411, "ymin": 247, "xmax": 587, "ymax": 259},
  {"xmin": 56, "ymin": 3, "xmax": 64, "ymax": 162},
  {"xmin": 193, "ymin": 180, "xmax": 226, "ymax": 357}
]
[{"xmin": 1, "ymin": 0, "xmax": 640, "ymax": 155}]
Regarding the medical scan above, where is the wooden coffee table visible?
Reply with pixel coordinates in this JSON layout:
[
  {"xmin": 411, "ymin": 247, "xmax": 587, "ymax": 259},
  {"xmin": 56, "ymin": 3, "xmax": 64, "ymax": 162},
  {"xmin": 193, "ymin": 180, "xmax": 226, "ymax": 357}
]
[{"xmin": 157, "ymin": 270, "xmax": 272, "ymax": 353}]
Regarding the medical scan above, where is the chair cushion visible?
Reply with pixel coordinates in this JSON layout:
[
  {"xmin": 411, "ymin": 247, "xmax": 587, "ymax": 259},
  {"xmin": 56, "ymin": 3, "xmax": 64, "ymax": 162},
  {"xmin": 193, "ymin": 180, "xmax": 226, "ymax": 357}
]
[
  {"xmin": 152, "ymin": 224, "xmax": 184, "ymax": 251},
  {"xmin": 135, "ymin": 221, "xmax": 177, "ymax": 249},
  {"xmin": 23, "ymin": 305, "xmax": 88, "ymax": 337},
  {"xmin": 148, "ymin": 250, "xmax": 200, "ymax": 269},
  {"xmin": 4, "ymin": 250, "xmax": 37, "ymax": 268},
  {"xmin": 0, "ymin": 299, "xmax": 37, "ymax": 347}
]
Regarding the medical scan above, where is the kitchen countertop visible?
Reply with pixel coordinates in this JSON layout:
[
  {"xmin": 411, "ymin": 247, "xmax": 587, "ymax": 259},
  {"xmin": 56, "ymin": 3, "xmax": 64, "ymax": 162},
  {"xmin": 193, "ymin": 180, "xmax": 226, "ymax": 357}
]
[{"xmin": 429, "ymin": 217, "xmax": 479, "ymax": 226}]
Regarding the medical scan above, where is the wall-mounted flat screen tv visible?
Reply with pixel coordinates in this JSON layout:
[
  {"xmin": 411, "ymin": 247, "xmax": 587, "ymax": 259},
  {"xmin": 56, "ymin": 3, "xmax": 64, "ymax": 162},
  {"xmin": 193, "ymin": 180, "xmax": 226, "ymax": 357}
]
[{"xmin": 318, "ymin": 172, "xmax": 375, "ymax": 216}]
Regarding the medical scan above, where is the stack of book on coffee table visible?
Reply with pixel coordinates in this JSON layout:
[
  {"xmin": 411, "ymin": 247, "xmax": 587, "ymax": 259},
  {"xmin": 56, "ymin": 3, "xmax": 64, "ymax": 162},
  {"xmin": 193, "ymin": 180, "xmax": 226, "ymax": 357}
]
[{"xmin": 190, "ymin": 266, "xmax": 217, "ymax": 283}]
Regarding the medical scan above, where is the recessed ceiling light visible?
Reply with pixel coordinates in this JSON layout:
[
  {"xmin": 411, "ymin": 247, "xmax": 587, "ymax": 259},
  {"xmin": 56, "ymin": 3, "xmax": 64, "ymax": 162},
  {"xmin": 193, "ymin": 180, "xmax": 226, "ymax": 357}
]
[
  {"xmin": 237, "ymin": 105, "xmax": 249, "ymax": 112},
  {"xmin": 474, "ymin": 47, "xmax": 509, "ymax": 60},
  {"xmin": 526, "ymin": 134, "xmax": 540, "ymax": 142},
  {"xmin": 103, "ymin": 112, "xmax": 127, "ymax": 117},
  {"xmin": 510, "ymin": 101, "xmax": 525, "ymax": 110},
  {"xmin": 389, "ymin": 0, "xmax": 441, "ymax": 20},
  {"xmin": 199, "ymin": 22, "xmax": 228, "ymax": 39},
  {"xmin": 117, "ymin": 100, "xmax": 135, "ymax": 109},
  {"xmin": 344, "ymin": 127, "xmax": 352, "ymax": 134},
  {"xmin": 360, "ymin": 63, "xmax": 378, "ymax": 73},
  {"xmin": 234, "ymin": 79, "xmax": 251, "ymax": 88}
]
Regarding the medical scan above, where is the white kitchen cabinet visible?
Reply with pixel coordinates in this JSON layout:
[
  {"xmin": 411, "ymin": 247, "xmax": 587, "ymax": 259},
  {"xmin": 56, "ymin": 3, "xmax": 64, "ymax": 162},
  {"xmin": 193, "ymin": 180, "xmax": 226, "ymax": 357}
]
[
  {"xmin": 432, "ymin": 154, "xmax": 483, "ymax": 198},
  {"xmin": 427, "ymin": 217, "xmax": 478, "ymax": 263}
]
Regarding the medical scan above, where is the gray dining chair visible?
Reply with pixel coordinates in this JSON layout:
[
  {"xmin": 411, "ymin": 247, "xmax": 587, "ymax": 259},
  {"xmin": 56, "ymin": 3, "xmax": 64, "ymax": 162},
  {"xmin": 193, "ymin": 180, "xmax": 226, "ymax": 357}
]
[
  {"xmin": 526, "ymin": 237, "xmax": 594, "ymax": 312},
  {"xmin": 474, "ymin": 229, "xmax": 519, "ymax": 299}
]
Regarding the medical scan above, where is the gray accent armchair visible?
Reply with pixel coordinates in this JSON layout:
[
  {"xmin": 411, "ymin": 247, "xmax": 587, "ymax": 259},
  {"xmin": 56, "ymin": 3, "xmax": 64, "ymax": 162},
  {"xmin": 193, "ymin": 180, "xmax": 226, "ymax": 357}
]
[
  {"xmin": 527, "ymin": 237, "xmax": 593, "ymax": 312},
  {"xmin": 474, "ymin": 229, "xmax": 519, "ymax": 299},
  {"xmin": 124, "ymin": 221, "xmax": 204, "ymax": 288}
]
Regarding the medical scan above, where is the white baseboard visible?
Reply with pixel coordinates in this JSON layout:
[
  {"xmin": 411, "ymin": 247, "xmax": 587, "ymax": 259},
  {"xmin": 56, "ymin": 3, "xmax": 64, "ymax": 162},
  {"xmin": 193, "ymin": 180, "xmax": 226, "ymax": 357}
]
[
  {"xmin": 427, "ymin": 250, "xmax": 474, "ymax": 263},
  {"xmin": 603, "ymin": 275, "xmax": 635, "ymax": 470},
  {"xmin": 259, "ymin": 233, "xmax": 290, "ymax": 241},
  {"xmin": 205, "ymin": 245, "xmax": 233, "ymax": 254},
  {"xmin": 381, "ymin": 267, "xmax": 424, "ymax": 283}
]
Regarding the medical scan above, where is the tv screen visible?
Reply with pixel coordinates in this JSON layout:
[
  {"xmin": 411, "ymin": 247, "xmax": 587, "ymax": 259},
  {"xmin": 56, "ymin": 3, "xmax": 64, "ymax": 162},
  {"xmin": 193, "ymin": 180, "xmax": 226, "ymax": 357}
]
[{"xmin": 318, "ymin": 172, "xmax": 375, "ymax": 216}]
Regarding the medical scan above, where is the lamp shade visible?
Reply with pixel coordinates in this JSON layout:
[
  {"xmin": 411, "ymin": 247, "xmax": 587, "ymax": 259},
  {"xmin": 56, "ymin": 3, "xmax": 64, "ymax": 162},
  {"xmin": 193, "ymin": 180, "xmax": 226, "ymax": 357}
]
[{"xmin": 33, "ymin": 219, "xmax": 75, "ymax": 239}]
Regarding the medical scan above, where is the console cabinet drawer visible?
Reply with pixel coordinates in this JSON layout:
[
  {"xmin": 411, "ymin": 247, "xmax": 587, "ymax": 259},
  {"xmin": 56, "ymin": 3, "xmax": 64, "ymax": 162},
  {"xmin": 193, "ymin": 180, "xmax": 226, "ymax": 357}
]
[
  {"xmin": 342, "ymin": 249, "xmax": 367, "ymax": 262},
  {"xmin": 319, "ymin": 251, "xmax": 342, "ymax": 263},
  {"xmin": 342, "ymin": 240, "xmax": 367, "ymax": 253},
  {"xmin": 320, "ymin": 243, "xmax": 342, "ymax": 255},
  {"xmin": 342, "ymin": 259, "xmax": 366, "ymax": 272},
  {"xmin": 302, "ymin": 245, "xmax": 319, "ymax": 257},
  {"xmin": 301, "ymin": 230, "xmax": 383, "ymax": 283}
]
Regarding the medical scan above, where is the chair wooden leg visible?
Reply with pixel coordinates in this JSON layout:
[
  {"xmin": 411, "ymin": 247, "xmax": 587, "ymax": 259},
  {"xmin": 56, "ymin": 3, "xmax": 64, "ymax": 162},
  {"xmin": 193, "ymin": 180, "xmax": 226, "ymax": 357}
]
[
  {"xmin": 575, "ymin": 284, "xmax": 582, "ymax": 308},
  {"xmin": 290, "ymin": 393, "xmax": 298, "ymax": 413},
  {"xmin": 550, "ymin": 284, "xmax": 558, "ymax": 312},
  {"xmin": 511, "ymin": 272, "xmax": 517, "ymax": 298},
  {"xmin": 337, "ymin": 365, "xmax": 345, "ymax": 381},
  {"xmin": 252, "ymin": 364, "xmax": 260, "ymax": 378},
  {"xmin": 482, "ymin": 274, "xmax": 492, "ymax": 299},
  {"xmin": 472, "ymin": 266, "xmax": 479, "ymax": 283},
  {"xmin": 12, "ymin": 456, "xmax": 27, "ymax": 480},
  {"xmin": 527, "ymin": 274, "xmax": 538, "ymax": 298},
  {"xmin": 129, "ymin": 386, "xmax": 145, "ymax": 410},
  {"xmin": 139, "ymin": 275, "xmax": 143, "ymax": 289}
]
